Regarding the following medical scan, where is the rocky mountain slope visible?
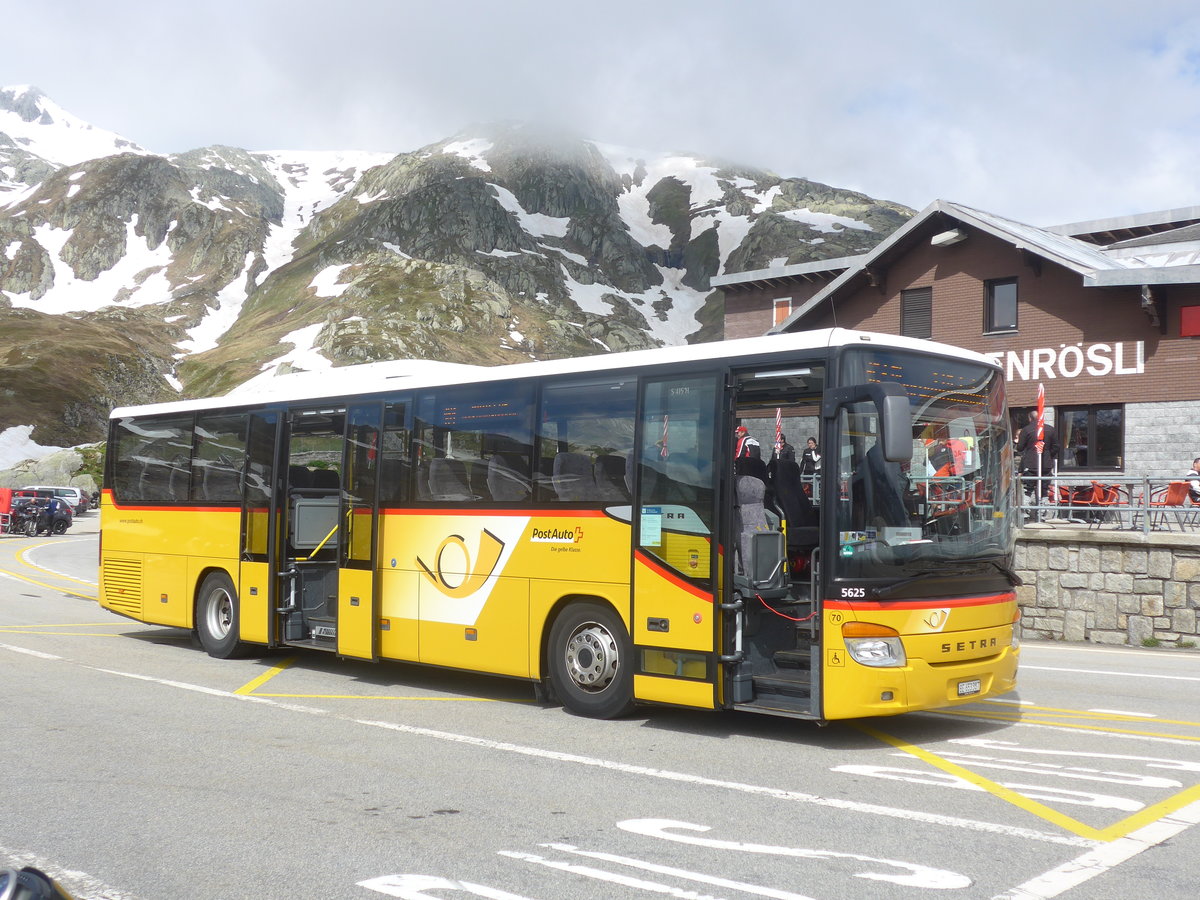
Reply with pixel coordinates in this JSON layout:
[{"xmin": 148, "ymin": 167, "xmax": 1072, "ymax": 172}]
[{"xmin": 0, "ymin": 85, "xmax": 913, "ymax": 446}]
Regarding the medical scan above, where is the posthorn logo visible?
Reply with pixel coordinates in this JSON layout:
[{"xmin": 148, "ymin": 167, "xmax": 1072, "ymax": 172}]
[{"xmin": 416, "ymin": 529, "xmax": 505, "ymax": 598}]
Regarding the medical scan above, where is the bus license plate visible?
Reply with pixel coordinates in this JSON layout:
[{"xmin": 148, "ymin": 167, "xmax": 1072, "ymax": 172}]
[{"xmin": 957, "ymin": 679, "xmax": 982, "ymax": 697}]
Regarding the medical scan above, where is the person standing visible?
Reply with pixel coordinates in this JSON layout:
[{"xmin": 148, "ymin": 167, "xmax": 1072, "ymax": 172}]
[
  {"xmin": 774, "ymin": 432, "xmax": 796, "ymax": 462},
  {"xmin": 1187, "ymin": 456, "xmax": 1200, "ymax": 503},
  {"xmin": 1015, "ymin": 413, "xmax": 1060, "ymax": 505},
  {"xmin": 799, "ymin": 437, "xmax": 821, "ymax": 476},
  {"xmin": 734, "ymin": 425, "xmax": 761, "ymax": 460}
]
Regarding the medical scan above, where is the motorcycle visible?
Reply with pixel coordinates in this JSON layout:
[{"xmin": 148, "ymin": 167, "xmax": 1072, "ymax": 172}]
[
  {"xmin": 8, "ymin": 501, "xmax": 41, "ymax": 538},
  {"xmin": 0, "ymin": 866, "xmax": 75, "ymax": 899}
]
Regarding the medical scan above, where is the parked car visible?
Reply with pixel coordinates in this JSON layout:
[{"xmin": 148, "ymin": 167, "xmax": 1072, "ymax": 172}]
[
  {"xmin": 22, "ymin": 485, "xmax": 88, "ymax": 515},
  {"xmin": 9, "ymin": 496, "xmax": 72, "ymax": 535}
]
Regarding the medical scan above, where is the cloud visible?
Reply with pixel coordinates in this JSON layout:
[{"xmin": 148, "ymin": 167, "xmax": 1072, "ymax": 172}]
[{"xmin": 7, "ymin": 0, "xmax": 1200, "ymax": 224}]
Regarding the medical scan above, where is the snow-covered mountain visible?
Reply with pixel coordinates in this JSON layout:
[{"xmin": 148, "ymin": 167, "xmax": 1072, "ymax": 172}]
[{"xmin": 0, "ymin": 85, "xmax": 913, "ymax": 446}]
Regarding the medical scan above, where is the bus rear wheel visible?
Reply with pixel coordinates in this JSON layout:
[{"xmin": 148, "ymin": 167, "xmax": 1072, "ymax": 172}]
[
  {"xmin": 548, "ymin": 601, "xmax": 634, "ymax": 719},
  {"xmin": 196, "ymin": 572, "xmax": 249, "ymax": 659}
]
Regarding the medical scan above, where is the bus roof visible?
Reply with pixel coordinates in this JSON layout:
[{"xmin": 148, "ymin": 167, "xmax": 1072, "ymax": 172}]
[{"xmin": 110, "ymin": 328, "xmax": 1001, "ymax": 419}]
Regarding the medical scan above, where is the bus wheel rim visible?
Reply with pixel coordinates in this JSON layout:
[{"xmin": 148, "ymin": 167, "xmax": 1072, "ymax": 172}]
[
  {"xmin": 206, "ymin": 588, "xmax": 233, "ymax": 639},
  {"xmin": 564, "ymin": 622, "xmax": 618, "ymax": 693}
]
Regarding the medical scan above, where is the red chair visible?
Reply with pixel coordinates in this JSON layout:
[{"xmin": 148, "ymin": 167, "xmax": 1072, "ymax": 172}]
[
  {"xmin": 1087, "ymin": 482, "xmax": 1130, "ymax": 529},
  {"xmin": 1147, "ymin": 481, "xmax": 1194, "ymax": 531}
]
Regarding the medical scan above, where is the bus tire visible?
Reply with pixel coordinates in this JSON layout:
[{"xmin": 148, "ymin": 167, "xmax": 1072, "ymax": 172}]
[
  {"xmin": 196, "ymin": 571, "xmax": 249, "ymax": 659},
  {"xmin": 547, "ymin": 601, "xmax": 634, "ymax": 719}
]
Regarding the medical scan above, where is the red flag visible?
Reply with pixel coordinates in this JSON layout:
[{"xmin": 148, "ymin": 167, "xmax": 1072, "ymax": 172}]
[
  {"xmin": 1035, "ymin": 384, "xmax": 1045, "ymax": 454},
  {"xmin": 660, "ymin": 415, "xmax": 670, "ymax": 458},
  {"xmin": 774, "ymin": 408, "xmax": 783, "ymax": 457}
]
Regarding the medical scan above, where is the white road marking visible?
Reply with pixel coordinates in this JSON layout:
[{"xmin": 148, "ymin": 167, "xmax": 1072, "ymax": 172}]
[
  {"xmin": 53, "ymin": 657, "xmax": 1097, "ymax": 847},
  {"xmin": 613, "ymin": 819, "xmax": 970, "ymax": 889},
  {"xmin": 952, "ymin": 737, "xmax": 1200, "ymax": 768},
  {"xmin": 503, "ymin": 849, "xmax": 754, "ymax": 899},
  {"xmin": 992, "ymin": 796, "xmax": 1200, "ymax": 899},
  {"xmin": 0, "ymin": 642, "xmax": 61, "ymax": 660},
  {"xmin": 832, "ymin": 765, "xmax": 1144, "ymax": 811},
  {"xmin": 0, "ymin": 842, "xmax": 139, "ymax": 900},
  {"xmin": 1021, "ymin": 665, "xmax": 1200, "ymax": 683},
  {"xmin": 1087, "ymin": 708, "xmax": 1157, "ymax": 718},
  {"xmin": 358, "ymin": 873, "xmax": 535, "ymax": 899}
]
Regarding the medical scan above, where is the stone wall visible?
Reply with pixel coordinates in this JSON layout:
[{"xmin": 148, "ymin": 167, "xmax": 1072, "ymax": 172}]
[{"xmin": 1015, "ymin": 529, "xmax": 1200, "ymax": 647}]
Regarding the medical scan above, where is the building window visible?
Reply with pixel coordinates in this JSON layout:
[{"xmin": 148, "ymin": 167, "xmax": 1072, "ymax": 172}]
[
  {"xmin": 900, "ymin": 287, "xmax": 932, "ymax": 339},
  {"xmin": 1182, "ymin": 305, "xmax": 1200, "ymax": 337},
  {"xmin": 985, "ymin": 278, "xmax": 1018, "ymax": 333},
  {"xmin": 773, "ymin": 297, "xmax": 793, "ymax": 326},
  {"xmin": 1057, "ymin": 405, "xmax": 1124, "ymax": 471}
]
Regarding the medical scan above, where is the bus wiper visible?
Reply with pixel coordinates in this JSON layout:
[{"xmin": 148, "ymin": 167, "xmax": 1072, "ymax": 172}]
[
  {"xmin": 871, "ymin": 560, "xmax": 1023, "ymax": 598},
  {"xmin": 870, "ymin": 568, "xmax": 976, "ymax": 598},
  {"xmin": 988, "ymin": 559, "xmax": 1023, "ymax": 586}
]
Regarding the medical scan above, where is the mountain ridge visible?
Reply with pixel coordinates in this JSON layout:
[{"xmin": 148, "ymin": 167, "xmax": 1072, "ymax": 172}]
[{"xmin": 0, "ymin": 85, "xmax": 914, "ymax": 447}]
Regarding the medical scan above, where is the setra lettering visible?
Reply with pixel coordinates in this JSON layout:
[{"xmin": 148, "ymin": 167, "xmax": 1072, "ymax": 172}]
[{"xmin": 940, "ymin": 637, "xmax": 998, "ymax": 653}]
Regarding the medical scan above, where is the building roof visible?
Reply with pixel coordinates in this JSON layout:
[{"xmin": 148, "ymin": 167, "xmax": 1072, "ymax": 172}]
[
  {"xmin": 764, "ymin": 199, "xmax": 1200, "ymax": 333},
  {"xmin": 709, "ymin": 253, "xmax": 864, "ymax": 290}
]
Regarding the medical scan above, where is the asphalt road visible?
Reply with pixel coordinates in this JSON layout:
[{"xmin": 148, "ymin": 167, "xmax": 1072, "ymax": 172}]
[{"xmin": 3, "ymin": 515, "xmax": 1200, "ymax": 900}]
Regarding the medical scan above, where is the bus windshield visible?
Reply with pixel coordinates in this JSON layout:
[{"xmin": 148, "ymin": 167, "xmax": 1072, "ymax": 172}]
[{"xmin": 833, "ymin": 347, "xmax": 1015, "ymax": 582}]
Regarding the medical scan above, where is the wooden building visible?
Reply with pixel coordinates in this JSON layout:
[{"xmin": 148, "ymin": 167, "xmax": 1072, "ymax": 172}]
[{"xmin": 713, "ymin": 201, "xmax": 1200, "ymax": 480}]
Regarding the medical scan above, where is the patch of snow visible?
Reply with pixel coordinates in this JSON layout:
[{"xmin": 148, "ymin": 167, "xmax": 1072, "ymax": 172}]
[
  {"xmin": 0, "ymin": 425, "xmax": 64, "ymax": 470},
  {"xmin": 479, "ymin": 248, "xmax": 520, "ymax": 258},
  {"xmin": 310, "ymin": 263, "xmax": 353, "ymax": 298},
  {"xmin": 176, "ymin": 251, "xmax": 257, "ymax": 355},
  {"xmin": 238, "ymin": 322, "xmax": 332, "ymax": 390},
  {"xmin": 3, "ymin": 240, "xmax": 19, "ymax": 259},
  {"xmin": 382, "ymin": 242, "xmax": 410, "ymax": 258},
  {"xmin": 542, "ymin": 244, "xmax": 588, "ymax": 266},
  {"xmin": 164, "ymin": 373, "xmax": 182, "ymax": 392},
  {"xmin": 355, "ymin": 189, "xmax": 388, "ymax": 204},
  {"xmin": 0, "ymin": 85, "xmax": 150, "ymax": 165},
  {"xmin": 66, "ymin": 183, "xmax": 81, "ymax": 199},
  {"xmin": 488, "ymin": 184, "xmax": 569, "ymax": 238},
  {"xmin": 8, "ymin": 216, "xmax": 174, "ymax": 313},
  {"xmin": 780, "ymin": 207, "xmax": 873, "ymax": 232},
  {"xmin": 443, "ymin": 139, "xmax": 493, "ymax": 172}
]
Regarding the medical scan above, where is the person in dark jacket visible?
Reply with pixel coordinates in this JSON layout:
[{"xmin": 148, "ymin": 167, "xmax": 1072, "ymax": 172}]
[{"xmin": 1015, "ymin": 414, "xmax": 1060, "ymax": 502}]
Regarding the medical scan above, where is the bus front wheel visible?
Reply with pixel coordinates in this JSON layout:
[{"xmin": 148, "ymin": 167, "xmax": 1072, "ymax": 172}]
[
  {"xmin": 196, "ymin": 572, "xmax": 249, "ymax": 659},
  {"xmin": 548, "ymin": 601, "xmax": 634, "ymax": 719}
]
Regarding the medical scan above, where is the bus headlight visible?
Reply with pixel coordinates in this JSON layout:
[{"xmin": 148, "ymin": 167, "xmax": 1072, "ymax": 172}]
[{"xmin": 842, "ymin": 622, "xmax": 906, "ymax": 667}]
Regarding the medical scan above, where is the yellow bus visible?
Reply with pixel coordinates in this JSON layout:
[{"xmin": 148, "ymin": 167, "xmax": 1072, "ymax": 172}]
[{"xmin": 100, "ymin": 328, "xmax": 1020, "ymax": 721}]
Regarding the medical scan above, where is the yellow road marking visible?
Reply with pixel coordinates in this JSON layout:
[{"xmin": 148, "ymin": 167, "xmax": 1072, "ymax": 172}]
[
  {"xmin": 15, "ymin": 541, "xmax": 100, "ymax": 588},
  {"xmin": 937, "ymin": 707, "xmax": 1200, "ymax": 742},
  {"xmin": 251, "ymin": 694, "xmax": 516, "ymax": 701},
  {"xmin": 0, "ymin": 623, "xmax": 126, "ymax": 628},
  {"xmin": 858, "ymin": 723, "xmax": 1200, "ymax": 843},
  {"xmin": 234, "ymin": 657, "xmax": 297, "ymax": 694},
  {"xmin": 0, "ymin": 630, "xmax": 119, "ymax": 637},
  {"xmin": 0, "ymin": 565, "xmax": 98, "ymax": 601}
]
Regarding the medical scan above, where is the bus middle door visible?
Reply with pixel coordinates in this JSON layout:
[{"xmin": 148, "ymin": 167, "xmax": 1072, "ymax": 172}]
[{"xmin": 337, "ymin": 402, "xmax": 383, "ymax": 660}]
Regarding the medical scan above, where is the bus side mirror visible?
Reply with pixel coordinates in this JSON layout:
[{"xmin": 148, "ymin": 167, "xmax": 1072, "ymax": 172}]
[
  {"xmin": 879, "ymin": 392, "xmax": 912, "ymax": 463},
  {"xmin": 822, "ymin": 382, "xmax": 913, "ymax": 463}
]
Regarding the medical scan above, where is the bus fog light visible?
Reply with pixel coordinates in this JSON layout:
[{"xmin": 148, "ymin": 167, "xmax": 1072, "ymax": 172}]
[{"xmin": 844, "ymin": 636, "xmax": 906, "ymax": 667}]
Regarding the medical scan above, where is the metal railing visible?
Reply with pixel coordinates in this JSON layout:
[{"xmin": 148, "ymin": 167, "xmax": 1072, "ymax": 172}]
[{"xmin": 1016, "ymin": 474, "xmax": 1200, "ymax": 533}]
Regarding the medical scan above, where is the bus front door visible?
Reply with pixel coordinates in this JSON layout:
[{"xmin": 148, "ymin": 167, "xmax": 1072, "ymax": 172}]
[{"xmin": 337, "ymin": 403, "xmax": 383, "ymax": 660}]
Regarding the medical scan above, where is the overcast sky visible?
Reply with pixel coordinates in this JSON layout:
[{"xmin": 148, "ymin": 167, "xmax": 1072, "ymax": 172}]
[{"xmin": 5, "ymin": 1, "xmax": 1200, "ymax": 226}]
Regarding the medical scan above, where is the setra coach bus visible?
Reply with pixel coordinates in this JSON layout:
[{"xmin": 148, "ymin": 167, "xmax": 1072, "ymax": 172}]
[{"xmin": 99, "ymin": 327, "xmax": 1020, "ymax": 721}]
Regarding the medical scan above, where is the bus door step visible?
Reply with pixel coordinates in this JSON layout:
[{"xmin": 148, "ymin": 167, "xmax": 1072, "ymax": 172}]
[
  {"xmin": 773, "ymin": 650, "xmax": 811, "ymax": 670},
  {"xmin": 752, "ymin": 672, "xmax": 812, "ymax": 698}
]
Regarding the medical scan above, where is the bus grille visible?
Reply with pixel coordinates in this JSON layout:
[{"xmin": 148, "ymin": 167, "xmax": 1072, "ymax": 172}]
[{"xmin": 102, "ymin": 557, "xmax": 143, "ymax": 617}]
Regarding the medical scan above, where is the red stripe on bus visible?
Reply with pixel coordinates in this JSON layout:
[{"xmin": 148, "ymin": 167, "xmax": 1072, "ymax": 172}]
[
  {"xmin": 825, "ymin": 592, "xmax": 1015, "ymax": 611},
  {"xmin": 105, "ymin": 501, "xmax": 240, "ymax": 513},
  {"xmin": 633, "ymin": 549, "xmax": 713, "ymax": 603}
]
